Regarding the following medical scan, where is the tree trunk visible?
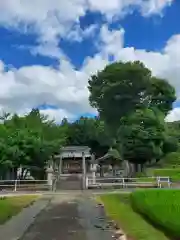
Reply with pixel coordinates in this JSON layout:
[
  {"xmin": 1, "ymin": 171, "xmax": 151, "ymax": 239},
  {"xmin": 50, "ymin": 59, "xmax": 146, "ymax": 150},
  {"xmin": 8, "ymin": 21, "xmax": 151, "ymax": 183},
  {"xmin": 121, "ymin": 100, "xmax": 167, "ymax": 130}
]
[{"xmin": 124, "ymin": 160, "xmax": 131, "ymax": 177}]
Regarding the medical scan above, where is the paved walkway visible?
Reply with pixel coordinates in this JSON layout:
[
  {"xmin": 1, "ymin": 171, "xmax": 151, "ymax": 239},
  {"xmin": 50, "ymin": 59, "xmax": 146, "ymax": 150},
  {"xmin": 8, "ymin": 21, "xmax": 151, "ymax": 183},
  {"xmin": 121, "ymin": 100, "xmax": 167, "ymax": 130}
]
[
  {"xmin": 0, "ymin": 196, "xmax": 51, "ymax": 240},
  {"xmin": 20, "ymin": 193, "xmax": 113, "ymax": 240}
]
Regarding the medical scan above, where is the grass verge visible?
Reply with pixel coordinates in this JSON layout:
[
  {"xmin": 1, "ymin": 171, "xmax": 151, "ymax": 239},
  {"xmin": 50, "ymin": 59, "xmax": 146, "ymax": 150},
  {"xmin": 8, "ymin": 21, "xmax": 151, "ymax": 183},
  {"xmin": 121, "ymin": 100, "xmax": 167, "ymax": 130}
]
[
  {"xmin": 147, "ymin": 168, "xmax": 180, "ymax": 181},
  {"xmin": 99, "ymin": 194, "xmax": 168, "ymax": 240},
  {"xmin": 0, "ymin": 195, "xmax": 39, "ymax": 224}
]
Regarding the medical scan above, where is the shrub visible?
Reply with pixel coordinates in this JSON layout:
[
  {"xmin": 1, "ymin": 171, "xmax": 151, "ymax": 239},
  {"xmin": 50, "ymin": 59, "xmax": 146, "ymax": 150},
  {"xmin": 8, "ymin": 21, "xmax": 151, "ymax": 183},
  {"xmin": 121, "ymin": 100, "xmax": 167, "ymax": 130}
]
[
  {"xmin": 131, "ymin": 189, "xmax": 180, "ymax": 238},
  {"xmin": 162, "ymin": 152, "xmax": 180, "ymax": 167},
  {"xmin": 152, "ymin": 168, "xmax": 180, "ymax": 181}
]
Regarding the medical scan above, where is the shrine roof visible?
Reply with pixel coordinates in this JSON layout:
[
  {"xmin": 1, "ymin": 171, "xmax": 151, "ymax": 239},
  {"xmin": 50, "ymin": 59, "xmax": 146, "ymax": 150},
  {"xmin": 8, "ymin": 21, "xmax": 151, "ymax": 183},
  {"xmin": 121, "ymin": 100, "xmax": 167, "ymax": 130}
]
[
  {"xmin": 62, "ymin": 146, "xmax": 90, "ymax": 152},
  {"xmin": 59, "ymin": 145, "xmax": 91, "ymax": 158}
]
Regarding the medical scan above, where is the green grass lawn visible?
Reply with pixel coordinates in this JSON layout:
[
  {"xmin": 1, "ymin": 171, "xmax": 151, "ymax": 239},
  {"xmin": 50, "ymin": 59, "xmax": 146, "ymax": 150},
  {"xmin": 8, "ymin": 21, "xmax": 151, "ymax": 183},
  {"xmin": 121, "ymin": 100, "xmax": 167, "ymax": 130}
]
[
  {"xmin": 0, "ymin": 195, "xmax": 39, "ymax": 224},
  {"xmin": 99, "ymin": 193, "xmax": 168, "ymax": 240},
  {"xmin": 147, "ymin": 168, "xmax": 180, "ymax": 181}
]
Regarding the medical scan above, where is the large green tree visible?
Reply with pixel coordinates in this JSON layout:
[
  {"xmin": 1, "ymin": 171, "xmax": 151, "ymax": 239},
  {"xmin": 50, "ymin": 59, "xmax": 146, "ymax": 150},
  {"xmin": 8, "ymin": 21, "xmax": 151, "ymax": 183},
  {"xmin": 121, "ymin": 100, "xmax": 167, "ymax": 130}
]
[
  {"xmin": 0, "ymin": 109, "xmax": 66, "ymax": 179},
  {"xmin": 118, "ymin": 108, "xmax": 166, "ymax": 169},
  {"xmin": 88, "ymin": 61, "xmax": 176, "ymax": 171},
  {"xmin": 88, "ymin": 61, "xmax": 176, "ymax": 132},
  {"xmin": 66, "ymin": 116, "xmax": 112, "ymax": 158}
]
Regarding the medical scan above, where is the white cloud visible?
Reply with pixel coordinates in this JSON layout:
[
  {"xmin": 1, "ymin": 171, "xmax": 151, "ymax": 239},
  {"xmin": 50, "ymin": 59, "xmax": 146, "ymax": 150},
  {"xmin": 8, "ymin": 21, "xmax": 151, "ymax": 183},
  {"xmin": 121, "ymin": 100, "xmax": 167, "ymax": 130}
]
[
  {"xmin": 99, "ymin": 25, "xmax": 125, "ymax": 56},
  {"xmin": 0, "ymin": 0, "xmax": 178, "ymax": 122},
  {"xmin": 65, "ymin": 24, "xmax": 98, "ymax": 42},
  {"xmin": 0, "ymin": 58, "xmax": 96, "ymax": 119},
  {"xmin": 40, "ymin": 108, "xmax": 76, "ymax": 122},
  {"xmin": 88, "ymin": 0, "xmax": 173, "ymax": 21},
  {"xmin": 1, "ymin": 24, "xmax": 180, "ymax": 122},
  {"xmin": 0, "ymin": 0, "xmax": 173, "ymax": 48},
  {"xmin": 30, "ymin": 43, "xmax": 63, "ymax": 59},
  {"xmin": 141, "ymin": 0, "xmax": 172, "ymax": 16},
  {"xmin": 165, "ymin": 108, "xmax": 180, "ymax": 122}
]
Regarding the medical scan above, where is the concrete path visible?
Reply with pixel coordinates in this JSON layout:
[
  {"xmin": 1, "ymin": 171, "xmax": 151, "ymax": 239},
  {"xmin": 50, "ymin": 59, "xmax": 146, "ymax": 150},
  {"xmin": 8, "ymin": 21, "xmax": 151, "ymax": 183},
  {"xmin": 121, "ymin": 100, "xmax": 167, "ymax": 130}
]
[
  {"xmin": 0, "ymin": 196, "xmax": 51, "ymax": 240},
  {"xmin": 20, "ymin": 193, "xmax": 113, "ymax": 240}
]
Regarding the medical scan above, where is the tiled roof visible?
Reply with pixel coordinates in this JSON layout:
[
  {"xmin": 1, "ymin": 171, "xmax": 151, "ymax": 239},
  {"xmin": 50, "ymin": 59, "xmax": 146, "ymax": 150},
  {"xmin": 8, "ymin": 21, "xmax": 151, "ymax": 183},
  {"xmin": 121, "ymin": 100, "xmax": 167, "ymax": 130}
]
[{"xmin": 62, "ymin": 146, "xmax": 90, "ymax": 152}]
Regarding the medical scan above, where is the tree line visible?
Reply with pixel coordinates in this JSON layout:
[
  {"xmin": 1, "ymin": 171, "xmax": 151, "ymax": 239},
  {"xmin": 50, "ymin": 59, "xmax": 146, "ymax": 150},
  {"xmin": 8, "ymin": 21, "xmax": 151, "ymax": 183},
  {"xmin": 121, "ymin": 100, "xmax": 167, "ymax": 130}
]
[{"xmin": 0, "ymin": 60, "xmax": 180, "ymax": 180}]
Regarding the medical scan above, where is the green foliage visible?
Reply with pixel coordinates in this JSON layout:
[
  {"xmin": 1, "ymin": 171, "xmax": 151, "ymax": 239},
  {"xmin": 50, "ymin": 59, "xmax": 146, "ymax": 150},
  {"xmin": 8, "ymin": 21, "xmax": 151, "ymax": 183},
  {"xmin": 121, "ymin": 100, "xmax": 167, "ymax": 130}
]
[
  {"xmin": 99, "ymin": 194, "xmax": 168, "ymax": 240},
  {"xmin": 162, "ymin": 137, "xmax": 179, "ymax": 155},
  {"xmin": 0, "ymin": 195, "xmax": 38, "ymax": 224},
  {"xmin": 88, "ymin": 61, "xmax": 176, "ymax": 165},
  {"xmin": 118, "ymin": 108, "xmax": 166, "ymax": 164},
  {"xmin": 150, "ymin": 168, "xmax": 180, "ymax": 181},
  {"xmin": 66, "ymin": 116, "xmax": 112, "ymax": 158},
  {"xmin": 0, "ymin": 109, "xmax": 67, "ymax": 179},
  {"xmin": 161, "ymin": 152, "xmax": 180, "ymax": 166},
  {"xmin": 88, "ymin": 61, "xmax": 176, "ymax": 130},
  {"xmin": 0, "ymin": 60, "xmax": 178, "ymax": 179},
  {"xmin": 131, "ymin": 189, "xmax": 180, "ymax": 238}
]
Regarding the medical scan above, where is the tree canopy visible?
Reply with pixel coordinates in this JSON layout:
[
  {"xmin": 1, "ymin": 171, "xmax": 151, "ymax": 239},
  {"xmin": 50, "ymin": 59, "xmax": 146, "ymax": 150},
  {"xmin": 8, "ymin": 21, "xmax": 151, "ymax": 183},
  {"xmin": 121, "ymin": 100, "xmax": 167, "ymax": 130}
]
[
  {"xmin": 118, "ymin": 108, "xmax": 165, "ymax": 165},
  {"xmin": 0, "ymin": 60, "xmax": 179, "ymax": 180},
  {"xmin": 66, "ymin": 116, "xmax": 112, "ymax": 158},
  {"xmin": 0, "ymin": 109, "xmax": 67, "ymax": 179},
  {"xmin": 88, "ymin": 61, "xmax": 177, "ymax": 169},
  {"xmin": 88, "ymin": 61, "xmax": 176, "ymax": 131}
]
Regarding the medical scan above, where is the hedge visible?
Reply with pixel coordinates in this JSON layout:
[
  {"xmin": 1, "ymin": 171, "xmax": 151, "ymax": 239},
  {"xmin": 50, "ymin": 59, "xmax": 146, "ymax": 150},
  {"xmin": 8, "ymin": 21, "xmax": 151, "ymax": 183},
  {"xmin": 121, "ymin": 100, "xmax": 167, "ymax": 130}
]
[
  {"xmin": 131, "ymin": 189, "xmax": 180, "ymax": 238},
  {"xmin": 152, "ymin": 168, "xmax": 180, "ymax": 181}
]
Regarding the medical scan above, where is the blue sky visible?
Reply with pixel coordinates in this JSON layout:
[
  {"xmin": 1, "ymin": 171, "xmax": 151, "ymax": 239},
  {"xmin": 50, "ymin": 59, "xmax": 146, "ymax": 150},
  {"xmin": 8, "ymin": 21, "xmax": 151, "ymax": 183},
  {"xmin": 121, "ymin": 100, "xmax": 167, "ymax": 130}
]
[{"xmin": 0, "ymin": 0, "xmax": 179, "ymax": 122}]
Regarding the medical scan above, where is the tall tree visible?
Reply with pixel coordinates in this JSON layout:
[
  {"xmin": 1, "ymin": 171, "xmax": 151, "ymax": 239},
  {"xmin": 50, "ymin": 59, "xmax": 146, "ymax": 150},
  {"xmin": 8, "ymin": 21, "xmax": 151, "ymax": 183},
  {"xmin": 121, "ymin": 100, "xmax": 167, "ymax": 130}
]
[
  {"xmin": 66, "ymin": 116, "xmax": 112, "ymax": 158},
  {"xmin": 118, "ymin": 108, "xmax": 166, "ymax": 170},
  {"xmin": 88, "ymin": 61, "xmax": 176, "ymax": 172},
  {"xmin": 88, "ymin": 61, "xmax": 176, "ymax": 133},
  {"xmin": 0, "ymin": 109, "xmax": 67, "ymax": 179}
]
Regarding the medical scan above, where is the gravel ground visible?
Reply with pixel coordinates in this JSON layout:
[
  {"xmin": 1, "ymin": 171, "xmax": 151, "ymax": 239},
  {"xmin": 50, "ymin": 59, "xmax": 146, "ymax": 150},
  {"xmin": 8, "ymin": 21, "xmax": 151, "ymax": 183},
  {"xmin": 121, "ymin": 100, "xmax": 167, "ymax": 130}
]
[{"xmin": 20, "ymin": 194, "xmax": 113, "ymax": 240}]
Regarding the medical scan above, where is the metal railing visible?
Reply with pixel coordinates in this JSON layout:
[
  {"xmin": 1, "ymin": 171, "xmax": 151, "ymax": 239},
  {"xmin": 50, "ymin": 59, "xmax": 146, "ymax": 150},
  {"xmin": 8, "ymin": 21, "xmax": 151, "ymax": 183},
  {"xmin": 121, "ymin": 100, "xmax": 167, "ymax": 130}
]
[
  {"xmin": 86, "ymin": 176, "xmax": 171, "ymax": 189},
  {"xmin": 0, "ymin": 180, "xmax": 50, "ymax": 192}
]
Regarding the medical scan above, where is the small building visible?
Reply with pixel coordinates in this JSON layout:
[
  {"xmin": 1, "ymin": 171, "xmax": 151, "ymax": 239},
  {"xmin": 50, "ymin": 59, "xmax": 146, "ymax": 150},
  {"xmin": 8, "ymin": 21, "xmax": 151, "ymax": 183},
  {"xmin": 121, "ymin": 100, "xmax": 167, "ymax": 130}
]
[
  {"xmin": 95, "ymin": 149, "xmax": 124, "ymax": 177},
  {"xmin": 55, "ymin": 146, "xmax": 92, "ymax": 174}
]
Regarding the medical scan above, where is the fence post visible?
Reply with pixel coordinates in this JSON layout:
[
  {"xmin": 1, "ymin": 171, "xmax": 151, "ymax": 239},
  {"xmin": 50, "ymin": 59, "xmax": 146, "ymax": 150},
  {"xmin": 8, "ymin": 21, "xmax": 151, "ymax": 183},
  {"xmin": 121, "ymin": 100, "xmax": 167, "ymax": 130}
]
[
  {"xmin": 122, "ymin": 178, "xmax": 125, "ymax": 188},
  {"xmin": 85, "ymin": 177, "xmax": 88, "ymax": 189},
  {"xmin": 14, "ymin": 179, "xmax": 17, "ymax": 192},
  {"xmin": 156, "ymin": 177, "xmax": 159, "ymax": 188},
  {"xmin": 168, "ymin": 177, "xmax": 171, "ymax": 188}
]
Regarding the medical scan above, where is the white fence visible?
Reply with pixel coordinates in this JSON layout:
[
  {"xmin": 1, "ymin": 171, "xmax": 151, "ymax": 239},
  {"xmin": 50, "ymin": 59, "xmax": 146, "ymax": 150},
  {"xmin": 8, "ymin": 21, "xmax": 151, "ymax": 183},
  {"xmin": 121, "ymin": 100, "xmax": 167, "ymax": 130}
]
[
  {"xmin": 86, "ymin": 176, "xmax": 171, "ymax": 189},
  {"xmin": 0, "ymin": 180, "xmax": 50, "ymax": 192},
  {"xmin": 0, "ymin": 176, "xmax": 172, "ymax": 192}
]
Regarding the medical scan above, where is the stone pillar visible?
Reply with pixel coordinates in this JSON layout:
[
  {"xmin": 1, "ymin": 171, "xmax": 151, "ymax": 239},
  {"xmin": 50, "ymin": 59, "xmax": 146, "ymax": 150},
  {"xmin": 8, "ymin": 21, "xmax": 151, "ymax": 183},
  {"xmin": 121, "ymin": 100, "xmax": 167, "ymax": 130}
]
[
  {"xmin": 46, "ymin": 165, "xmax": 54, "ymax": 190},
  {"xmin": 59, "ymin": 155, "xmax": 63, "ymax": 177},
  {"xmin": 82, "ymin": 152, "xmax": 86, "ymax": 189},
  {"xmin": 91, "ymin": 154, "xmax": 96, "ymax": 184}
]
